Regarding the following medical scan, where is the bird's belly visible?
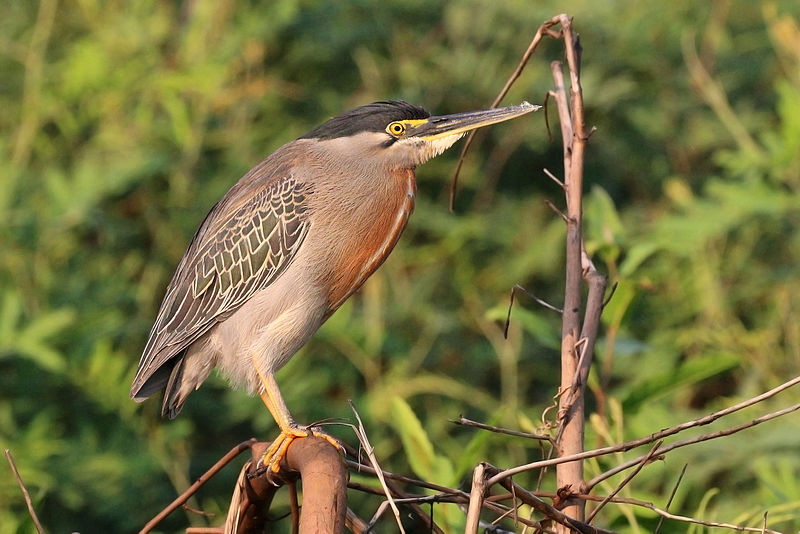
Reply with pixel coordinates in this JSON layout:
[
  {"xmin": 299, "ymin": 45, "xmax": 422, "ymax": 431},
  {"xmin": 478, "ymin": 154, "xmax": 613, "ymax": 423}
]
[{"xmin": 205, "ymin": 257, "xmax": 327, "ymax": 393}]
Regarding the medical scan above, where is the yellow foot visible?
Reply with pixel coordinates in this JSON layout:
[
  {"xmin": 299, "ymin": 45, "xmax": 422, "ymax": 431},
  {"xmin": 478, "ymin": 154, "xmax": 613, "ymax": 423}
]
[{"xmin": 259, "ymin": 424, "xmax": 342, "ymax": 474}]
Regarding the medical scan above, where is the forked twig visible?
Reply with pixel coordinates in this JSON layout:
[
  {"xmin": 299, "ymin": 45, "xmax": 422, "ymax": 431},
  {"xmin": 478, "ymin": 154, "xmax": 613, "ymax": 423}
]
[{"xmin": 586, "ymin": 441, "xmax": 662, "ymax": 522}]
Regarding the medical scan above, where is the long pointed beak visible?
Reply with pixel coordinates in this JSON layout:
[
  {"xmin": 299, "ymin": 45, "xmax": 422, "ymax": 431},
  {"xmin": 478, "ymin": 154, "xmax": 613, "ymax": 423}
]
[{"xmin": 409, "ymin": 101, "xmax": 540, "ymax": 141}]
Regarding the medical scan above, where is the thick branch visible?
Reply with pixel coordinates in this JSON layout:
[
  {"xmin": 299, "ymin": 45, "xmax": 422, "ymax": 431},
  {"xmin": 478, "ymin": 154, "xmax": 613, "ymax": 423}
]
[
  {"xmin": 550, "ymin": 15, "xmax": 590, "ymax": 526},
  {"xmin": 226, "ymin": 437, "xmax": 347, "ymax": 534}
]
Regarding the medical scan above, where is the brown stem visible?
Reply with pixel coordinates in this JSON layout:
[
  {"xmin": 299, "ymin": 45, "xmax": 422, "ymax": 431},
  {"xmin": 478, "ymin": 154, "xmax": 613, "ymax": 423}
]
[
  {"xmin": 226, "ymin": 437, "xmax": 348, "ymax": 534},
  {"xmin": 464, "ymin": 463, "xmax": 488, "ymax": 533},
  {"xmin": 550, "ymin": 15, "xmax": 591, "ymax": 526},
  {"xmin": 5, "ymin": 449, "xmax": 46, "ymax": 534},
  {"xmin": 486, "ymin": 466, "xmax": 615, "ymax": 534},
  {"xmin": 140, "ymin": 438, "xmax": 257, "ymax": 534},
  {"xmin": 448, "ymin": 14, "xmax": 563, "ymax": 210}
]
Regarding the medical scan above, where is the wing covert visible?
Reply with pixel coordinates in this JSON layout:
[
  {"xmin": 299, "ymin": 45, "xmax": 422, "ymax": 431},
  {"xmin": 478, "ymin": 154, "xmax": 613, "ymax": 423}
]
[{"xmin": 131, "ymin": 175, "xmax": 312, "ymax": 396}]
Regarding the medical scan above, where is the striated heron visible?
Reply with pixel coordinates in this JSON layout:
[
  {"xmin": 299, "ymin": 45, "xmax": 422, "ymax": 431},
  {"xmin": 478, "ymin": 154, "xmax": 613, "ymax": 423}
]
[{"xmin": 130, "ymin": 100, "xmax": 538, "ymax": 471}]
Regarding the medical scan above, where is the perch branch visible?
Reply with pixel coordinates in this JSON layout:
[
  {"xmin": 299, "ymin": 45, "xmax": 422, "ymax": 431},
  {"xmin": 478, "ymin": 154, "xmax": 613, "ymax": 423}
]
[{"xmin": 224, "ymin": 436, "xmax": 347, "ymax": 534}]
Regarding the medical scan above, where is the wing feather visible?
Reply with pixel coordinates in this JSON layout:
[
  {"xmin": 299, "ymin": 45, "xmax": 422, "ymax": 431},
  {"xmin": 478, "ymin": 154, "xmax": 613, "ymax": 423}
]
[{"xmin": 131, "ymin": 174, "xmax": 311, "ymax": 398}]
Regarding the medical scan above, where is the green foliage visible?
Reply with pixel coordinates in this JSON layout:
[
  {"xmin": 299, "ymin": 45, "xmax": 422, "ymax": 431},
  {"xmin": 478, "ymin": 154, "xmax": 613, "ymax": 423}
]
[{"xmin": 2, "ymin": 0, "xmax": 799, "ymax": 532}]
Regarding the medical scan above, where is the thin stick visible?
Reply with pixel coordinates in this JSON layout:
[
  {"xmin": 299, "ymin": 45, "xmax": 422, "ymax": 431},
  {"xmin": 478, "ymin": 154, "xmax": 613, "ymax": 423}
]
[
  {"xmin": 452, "ymin": 415, "xmax": 556, "ymax": 445},
  {"xmin": 449, "ymin": 15, "xmax": 563, "ymax": 210},
  {"xmin": 346, "ymin": 459, "xmax": 463, "ymax": 495},
  {"xmin": 586, "ymin": 441, "xmax": 662, "ymax": 523},
  {"xmin": 586, "ymin": 494, "xmax": 782, "ymax": 534},
  {"xmin": 488, "ymin": 375, "xmax": 800, "ymax": 486},
  {"xmin": 465, "ymin": 463, "xmax": 488, "ymax": 533},
  {"xmin": 342, "ymin": 443, "xmax": 444, "ymax": 534},
  {"xmin": 345, "ymin": 508, "xmax": 369, "ymax": 534},
  {"xmin": 543, "ymin": 168, "xmax": 566, "ymax": 189},
  {"xmin": 5, "ymin": 449, "xmax": 46, "ymax": 534},
  {"xmin": 140, "ymin": 438, "xmax": 257, "ymax": 534},
  {"xmin": 654, "ymin": 463, "xmax": 687, "ymax": 534},
  {"xmin": 288, "ymin": 480, "xmax": 300, "ymax": 534},
  {"xmin": 349, "ymin": 401, "xmax": 405, "ymax": 534},
  {"xmin": 585, "ymin": 402, "xmax": 800, "ymax": 490}
]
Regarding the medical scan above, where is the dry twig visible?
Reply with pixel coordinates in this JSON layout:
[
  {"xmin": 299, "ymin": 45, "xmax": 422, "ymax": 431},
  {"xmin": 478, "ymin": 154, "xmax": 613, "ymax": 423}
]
[
  {"xmin": 488, "ymin": 374, "xmax": 800, "ymax": 487},
  {"xmin": 448, "ymin": 15, "xmax": 563, "ymax": 210},
  {"xmin": 465, "ymin": 463, "xmax": 488, "ymax": 533},
  {"xmin": 5, "ymin": 449, "xmax": 46, "ymax": 534},
  {"xmin": 452, "ymin": 415, "xmax": 556, "ymax": 445},
  {"xmin": 348, "ymin": 401, "xmax": 405, "ymax": 533},
  {"xmin": 140, "ymin": 439, "xmax": 257, "ymax": 534}
]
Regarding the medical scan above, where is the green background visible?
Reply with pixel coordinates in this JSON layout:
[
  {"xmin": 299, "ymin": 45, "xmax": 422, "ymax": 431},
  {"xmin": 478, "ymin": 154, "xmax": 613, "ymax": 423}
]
[{"xmin": 2, "ymin": 0, "xmax": 799, "ymax": 532}]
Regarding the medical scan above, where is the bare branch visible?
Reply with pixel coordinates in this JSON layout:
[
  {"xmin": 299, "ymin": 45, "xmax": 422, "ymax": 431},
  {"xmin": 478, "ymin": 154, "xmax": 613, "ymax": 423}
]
[
  {"xmin": 581, "ymin": 494, "xmax": 783, "ymax": 534},
  {"xmin": 654, "ymin": 463, "xmax": 687, "ymax": 534},
  {"xmin": 545, "ymin": 199, "xmax": 569, "ymax": 222},
  {"xmin": 465, "ymin": 463, "xmax": 488, "ymax": 533},
  {"xmin": 345, "ymin": 508, "xmax": 369, "ymax": 534},
  {"xmin": 140, "ymin": 438, "xmax": 257, "ymax": 534},
  {"xmin": 586, "ymin": 441, "xmax": 662, "ymax": 523},
  {"xmin": 5, "ymin": 449, "xmax": 46, "ymax": 534},
  {"xmin": 486, "ymin": 468, "xmax": 616, "ymax": 534},
  {"xmin": 487, "ymin": 374, "xmax": 800, "ymax": 486},
  {"xmin": 452, "ymin": 415, "xmax": 556, "ymax": 445},
  {"xmin": 585, "ymin": 402, "xmax": 800, "ymax": 490},
  {"xmin": 449, "ymin": 15, "xmax": 563, "ymax": 210},
  {"xmin": 223, "ymin": 437, "xmax": 347, "ymax": 534},
  {"xmin": 543, "ymin": 167, "xmax": 566, "ymax": 189},
  {"xmin": 548, "ymin": 15, "xmax": 591, "ymax": 527}
]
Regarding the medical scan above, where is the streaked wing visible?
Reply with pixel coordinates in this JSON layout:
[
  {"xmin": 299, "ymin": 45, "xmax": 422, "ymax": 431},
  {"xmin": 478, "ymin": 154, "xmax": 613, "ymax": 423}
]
[{"xmin": 131, "ymin": 175, "xmax": 311, "ymax": 395}]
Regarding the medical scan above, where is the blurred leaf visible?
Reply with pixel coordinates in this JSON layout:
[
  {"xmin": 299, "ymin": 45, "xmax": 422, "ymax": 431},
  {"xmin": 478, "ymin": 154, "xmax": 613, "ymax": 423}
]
[
  {"xmin": 0, "ymin": 292, "xmax": 73, "ymax": 373},
  {"xmin": 389, "ymin": 396, "xmax": 436, "ymax": 481},
  {"xmin": 621, "ymin": 352, "xmax": 740, "ymax": 411}
]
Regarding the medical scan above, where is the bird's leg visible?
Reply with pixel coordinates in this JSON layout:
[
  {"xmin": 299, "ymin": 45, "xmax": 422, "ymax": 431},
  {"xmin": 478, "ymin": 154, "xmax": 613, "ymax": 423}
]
[{"xmin": 256, "ymin": 368, "xmax": 341, "ymax": 474}]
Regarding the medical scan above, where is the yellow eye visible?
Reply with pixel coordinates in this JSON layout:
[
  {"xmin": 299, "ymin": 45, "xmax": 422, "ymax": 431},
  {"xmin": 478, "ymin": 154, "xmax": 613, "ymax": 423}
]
[{"xmin": 387, "ymin": 121, "xmax": 405, "ymax": 136}]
